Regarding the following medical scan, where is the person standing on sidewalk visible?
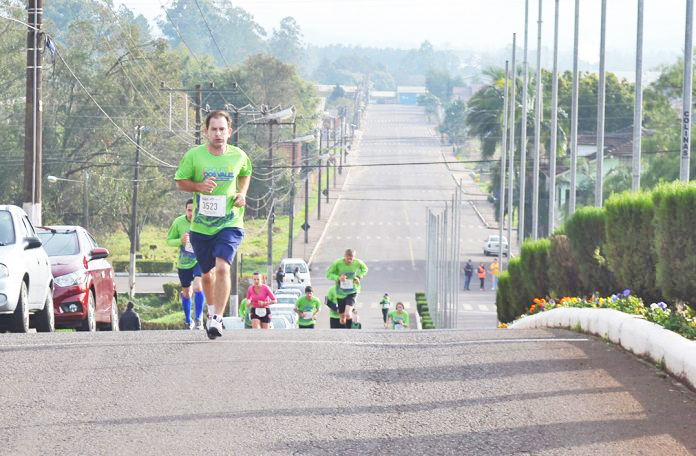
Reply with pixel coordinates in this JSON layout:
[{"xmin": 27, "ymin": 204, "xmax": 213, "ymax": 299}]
[
  {"xmin": 119, "ymin": 301, "xmax": 141, "ymax": 331},
  {"xmin": 478, "ymin": 263, "xmax": 486, "ymax": 290},
  {"xmin": 327, "ymin": 249, "xmax": 368, "ymax": 328},
  {"xmin": 275, "ymin": 267, "xmax": 285, "ymax": 290},
  {"xmin": 490, "ymin": 258, "xmax": 499, "ymax": 291},
  {"xmin": 175, "ymin": 110, "xmax": 252, "ymax": 339},
  {"xmin": 379, "ymin": 293, "xmax": 391, "ymax": 326},
  {"xmin": 166, "ymin": 199, "xmax": 205, "ymax": 330},
  {"xmin": 295, "ymin": 286, "xmax": 321, "ymax": 329},
  {"xmin": 463, "ymin": 260, "xmax": 474, "ymax": 291}
]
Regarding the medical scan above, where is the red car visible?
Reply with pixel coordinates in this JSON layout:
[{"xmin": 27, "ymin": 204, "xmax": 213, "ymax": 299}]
[{"xmin": 36, "ymin": 226, "xmax": 119, "ymax": 331}]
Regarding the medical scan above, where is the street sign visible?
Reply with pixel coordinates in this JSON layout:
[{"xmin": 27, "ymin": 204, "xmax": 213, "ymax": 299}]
[{"xmin": 301, "ymin": 223, "xmax": 310, "ymax": 231}]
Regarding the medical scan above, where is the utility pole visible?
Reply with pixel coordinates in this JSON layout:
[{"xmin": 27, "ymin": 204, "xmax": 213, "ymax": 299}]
[
  {"xmin": 549, "ymin": 0, "xmax": 560, "ymax": 235},
  {"xmin": 682, "ymin": 0, "xmax": 694, "ymax": 181},
  {"xmin": 83, "ymin": 171, "xmax": 90, "ymax": 232},
  {"xmin": 195, "ymin": 84, "xmax": 202, "ymax": 145},
  {"xmin": 230, "ymin": 108, "xmax": 240, "ymax": 315},
  {"xmin": 532, "ymin": 0, "xmax": 543, "ymax": 240},
  {"xmin": 304, "ymin": 167, "xmax": 310, "ymax": 245},
  {"xmin": 267, "ymin": 122, "xmax": 275, "ymax": 284},
  {"xmin": 596, "ymin": 0, "xmax": 608, "ymax": 206},
  {"xmin": 317, "ymin": 157, "xmax": 322, "ymax": 220},
  {"xmin": 287, "ymin": 121, "xmax": 297, "ymax": 258},
  {"xmin": 499, "ymin": 61, "xmax": 510, "ymax": 271},
  {"xmin": 23, "ymin": 0, "xmax": 44, "ymax": 226},
  {"xmin": 632, "ymin": 0, "xmax": 644, "ymax": 190},
  {"xmin": 570, "ymin": 0, "xmax": 580, "ymax": 215},
  {"xmin": 129, "ymin": 125, "xmax": 143, "ymax": 298},
  {"xmin": 325, "ymin": 128, "xmax": 330, "ymax": 204},
  {"xmin": 519, "ymin": 0, "xmax": 530, "ymax": 241},
  {"xmin": 507, "ymin": 33, "xmax": 517, "ymax": 253}
]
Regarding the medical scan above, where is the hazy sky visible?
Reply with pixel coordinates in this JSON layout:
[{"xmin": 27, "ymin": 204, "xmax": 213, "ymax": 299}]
[{"xmin": 121, "ymin": 0, "xmax": 690, "ymax": 67}]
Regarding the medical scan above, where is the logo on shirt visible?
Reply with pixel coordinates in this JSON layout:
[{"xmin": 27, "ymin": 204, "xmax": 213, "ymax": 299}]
[{"xmin": 202, "ymin": 168, "xmax": 236, "ymax": 181}]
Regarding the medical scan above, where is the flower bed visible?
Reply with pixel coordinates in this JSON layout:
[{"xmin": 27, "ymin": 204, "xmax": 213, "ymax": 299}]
[{"xmin": 517, "ymin": 290, "xmax": 696, "ymax": 341}]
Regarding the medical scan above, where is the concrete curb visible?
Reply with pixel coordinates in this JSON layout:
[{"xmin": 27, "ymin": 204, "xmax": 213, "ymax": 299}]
[{"xmin": 510, "ymin": 307, "xmax": 696, "ymax": 390}]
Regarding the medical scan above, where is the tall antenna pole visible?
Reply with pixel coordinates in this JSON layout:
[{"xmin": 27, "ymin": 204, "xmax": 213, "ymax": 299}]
[
  {"xmin": 569, "ymin": 0, "xmax": 580, "ymax": 215},
  {"xmin": 532, "ymin": 0, "xmax": 543, "ymax": 240},
  {"xmin": 519, "ymin": 0, "xmax": 530, "ymax": 241},
  {"xmin": 499, "ymin": 60, "xmax": 510, "ymax": 271},
  {"xmin": 681, "ymin": 0, "xmax": 694, "ymax": 181},
  {"xmin": 632, "ymin": 0, "xmax": 644, "ymax": 190},
  {"xmin": 508, "ymin": 34, "xmax": 517, "ymax": 254},
  {"xmin": 596, "ymin": 0, "xmax": 608, "ymax": 206},
  {"xmin": 549, "ymin": 0, "xmax": 560, "ymax": 235}
]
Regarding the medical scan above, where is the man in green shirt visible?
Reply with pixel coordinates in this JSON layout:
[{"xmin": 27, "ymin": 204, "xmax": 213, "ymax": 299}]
[
  {"xmin": 175, "ymin": 110, "xmax": 252, "ymax": 339},
  {"xmin": 294, "ymin": 286, "xmax": 321, "ymax": 329},
  {"xmin": 166, "ymin": 199, "xmax": 205, "ymax": 329},
  {"xmin": 325, "ymin": 285, "xmax": 342, "ymax": 329},
  {"xmin": 326, "ymin": 248, "xmax": 368, "ymax": 328},
  {"xmin": 379, "ymin": 293, "xmax": 391, "ymax": 327}
]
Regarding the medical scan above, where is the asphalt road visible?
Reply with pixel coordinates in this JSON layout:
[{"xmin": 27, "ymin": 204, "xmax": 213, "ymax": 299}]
[
  {"xmin": 1, "ymin": 328, "xmax": 694, "ymax": 455},
  {"xmin": 309, "ymin": 105, "xmax": 503, "ymax": 330}
]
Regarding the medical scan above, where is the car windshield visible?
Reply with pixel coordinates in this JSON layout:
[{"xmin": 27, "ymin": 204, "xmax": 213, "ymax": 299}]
[
  {"xmin": 284, "ymin": 263, "xmax": 307, "ymax": 273},
  {"xmin": 276, "ymin": 296, "xmax": 296, "ymax": 305},
  {"xmin": 37, "ymin": 230, "xmax": 80, "ymax": 256},
  {"xmin": 0, "ymin": 211, "xmax": 15, "ymax": 245}
]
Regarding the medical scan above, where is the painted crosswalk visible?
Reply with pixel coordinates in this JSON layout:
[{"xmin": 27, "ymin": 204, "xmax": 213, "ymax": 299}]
[{"xmin": 461, "ymin": 303, "xmax": 496, "ymax": 313}]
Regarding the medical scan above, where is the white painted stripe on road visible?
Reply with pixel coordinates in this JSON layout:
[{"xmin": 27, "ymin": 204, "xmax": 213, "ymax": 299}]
[
  {"xmin": 463, "ymin": 304, "xmax": 473, "ymax": 310},
  {"xmin": 478, "ymin": 304, "xmax": 489, "ymax": 311}
]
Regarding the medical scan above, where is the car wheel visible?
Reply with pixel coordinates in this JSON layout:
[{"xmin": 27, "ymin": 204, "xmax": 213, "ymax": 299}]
[
  {"xmin": 10, "ymin": 281, "xmax": 30, "ymax": 333},
  {"xmin": 34, "ymin": 290, "xmax": 55, "ymax": 332},
  {"xmin": 79, "ymin": 291, "xmax": 97, "ymax": 332}
]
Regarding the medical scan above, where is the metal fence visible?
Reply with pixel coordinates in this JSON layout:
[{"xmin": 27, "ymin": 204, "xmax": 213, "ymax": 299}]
[{"xmin": 425, "ymin": 183, "xmax": 463, "ymax": 329}]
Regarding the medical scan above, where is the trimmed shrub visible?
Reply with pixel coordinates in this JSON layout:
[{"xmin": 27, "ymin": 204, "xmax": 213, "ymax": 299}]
[
  {"xmin": 565, "ymin": 207, "xmax": 615, "ymax": 295},
  {"xmin": 520, "ymin": 239, "xmax": 551, "ymax": 299},
  {"xmin": 507, "ymin": 258, "xmax": 529, "ymax": 318},
  {"xmin": 162, "ymin": 282, "xmax": 182, "ymax": 303},
  {"xmin": 414, "ymin": 292, "xmax": 435, "ymax": 329},
  {"xmin": 495, "ymin": 272, "xmax": 513, "ymax": 323},
  {"xmin": 653, "ymin": 182, "xmax": 696, "ymax": 309},
  {"xmin": 604, "ymin": 191, "xmax": 659, "ymax": 303},
  {"xmin": 112, "ymin": 260, "xmax": 175, "ymax": 273},
  {"xmin": 548, "ymin": 235, "xmax": 581, "ymax": 297}
]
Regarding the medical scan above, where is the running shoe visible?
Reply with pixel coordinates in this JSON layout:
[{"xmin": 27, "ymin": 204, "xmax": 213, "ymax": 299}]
[
  {"xmin": 193, "ymin": 319, "xmax": 204, "ymax": 330},
  {"xmin": 207, "ymin": 316, "xmax": 223, "ymax": 339},
  {"xmin": 187, "ymin": 321, "xmax": 195, "ymax": 330}
]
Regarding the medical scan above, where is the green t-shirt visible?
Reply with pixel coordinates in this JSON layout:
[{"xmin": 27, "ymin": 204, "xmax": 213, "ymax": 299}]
[
  {"xmin": 166, "ymin": 214, "xmax": 198, "ymax": 269},
  {"xmin": 388, "ymin": 309, "xmax": 409, "ymax": 329},
  {"xmin": 239, "ymin": 298, "xmax": 251, "ymax": 328},
  {"xmin": 380, "ymin": 296, "xmax": 391, "ymax": 309},
  {"xmin": 295, "ymin": 295, "xmax": 321, "ymax": 327},
  {"xmin": 326, "ymin": 286, "xmax": 340, "ymax": 319},
  {"xmin": 174, "ymin": 144, "xmax": 252, "ymax": 236},
  {"xmin": 326, "ymin": 258, "xmax": 368, "ymax": 298}
]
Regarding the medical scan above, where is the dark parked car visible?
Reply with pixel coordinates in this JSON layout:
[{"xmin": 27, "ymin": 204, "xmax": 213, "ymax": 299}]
[{"xmin": 36, "ymin": 226, "xmax": 118, "ymax": 331}]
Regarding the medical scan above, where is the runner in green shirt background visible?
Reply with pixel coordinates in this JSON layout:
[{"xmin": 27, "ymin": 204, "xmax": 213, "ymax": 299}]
[
  {"xmin": 325, "ymin": 285, "xmax": 342, "ymax": 329},
  {"xmin": 294, "ymin": 286, "xmax": 321, "ymax": 329},
  {"xmin": 326, "ymin": 248, "xmax": 368, "ymax": 329},
  {"xmin": 387, "ymin": 302, "xmax": 410, "ymax": 330},
  {"xmin": 379, "ymin": 293, "xmax": 391, "ymax": 328},
  {"xmin": 166, "ymin": 199, "xmax": 205, "ymax": 329}
]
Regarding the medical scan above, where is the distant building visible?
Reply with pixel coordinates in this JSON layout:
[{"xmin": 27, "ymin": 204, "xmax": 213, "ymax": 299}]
[
  {"xmin": 369, "ymin": 90, "xmax": 397, "ymax": 104},
  {"xmin": 396, "ymin": 86, "xmax": 426, "ymax": 105}
]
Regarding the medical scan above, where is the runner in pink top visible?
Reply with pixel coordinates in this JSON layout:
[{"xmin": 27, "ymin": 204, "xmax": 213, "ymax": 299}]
[{"xmin": 247, "ymin": 272, "xmax": 276, "ymax": 329}]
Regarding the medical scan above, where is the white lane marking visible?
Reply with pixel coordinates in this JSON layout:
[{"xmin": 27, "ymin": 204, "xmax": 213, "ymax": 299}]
[
  {"xmin": 478, "ymin": 304, "xmax": 489, "ymax": 311},
  {"xmin": 463, "ymin": 304, "xmax": 473, "ymax": 310}
]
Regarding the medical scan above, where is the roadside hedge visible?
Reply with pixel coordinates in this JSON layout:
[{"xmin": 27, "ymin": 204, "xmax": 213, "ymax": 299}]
[
  {"xmin": 604, "ymin": 191, "xmax": 659, "ymax": 303},
  {"xmin": 506, "ymin": 258, "xmax": 529, "ymax": 318},
  {"xmin": 565, "ymin": 207, "xmax": 615, "ymax": 295},
  {"xmin": 547, "ymin": 234, "xmax": 581, "ymax": 297},
  {"xmin": 415, "ymin": 292, "xmax": 435, "ymax": 329},
  {"xmin": 653, "ymin": 182, "xmax": 696, "ymax": 309},
  {"xmin": 520, "ymin": 239, "xmax": 551, "ymax": 299},
  {"xmin": 495, "ymin": 272, "xmax": 513, "ymax": 323},
  {"xmin": 113, "ymin": 260, "xmax": 175, "ymax": 273}
]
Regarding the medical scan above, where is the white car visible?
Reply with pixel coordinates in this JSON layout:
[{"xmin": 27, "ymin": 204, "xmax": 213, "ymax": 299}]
[
  {"xmin": 275, "ymin": 288, "xmax": 302, "ymax": 300},
  {"xmin": 483, "ymin": 234, "xmax": 509, "ymax": 256},
  {"xmin": 275, "ymin": 295, "xmax": 298, "ymax": 306},
  {"xmin": 279, "ymin": 258, "xmax": 311, "ymax": 286},
  {"xmin": 221, "ymin": 316, "xmax": 245, "ymax": 330},
  {"xmin": 0, "ymin": 205, "xmax": 55, "ymax": 332},
  {"xmin": 269, "ymin": 314, "xmax": 293, "ymax": 329},
  {"xmin": 269, "ymin": 303, "xmax": 299, "ymax": 327}
]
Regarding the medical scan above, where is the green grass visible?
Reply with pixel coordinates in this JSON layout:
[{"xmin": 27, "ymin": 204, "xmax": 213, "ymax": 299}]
[
  {"xmin": 146, "ymin": 311, "xmax": 185, "ymax": 324},
  {"xmin": 104, "ymin": 176, "xmax": 322, "ymax": 278}
]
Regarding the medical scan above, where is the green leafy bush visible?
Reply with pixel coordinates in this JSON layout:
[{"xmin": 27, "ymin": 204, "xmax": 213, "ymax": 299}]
[
  {"xmin": 507, "ymin": 258, "xmax": 529, "ymax": 318},
  {"xmin": 653, "ymin": 182, "xmax": 696, "ymax": 310},
  {"xmin": 565, "ymin": 207, "xmax": 615, "ymax": 295},
  {"xmin": 495, "ymin": 272, "xmax": 513, "ymax": 323},
  {"xmin": 520, "ymin": 239, "xmax": 551, "ymax": 299},
  {"xmin": 112, "ymin": 260, "xmax": 175, "ymax": 273},
  {"xmin": 162, "ymin": 282, "xmax": 182, "ymax": 303},
  {"xmin": 547, "ymin": 235, "xmax": 581, "ymax": 297},
  {"xmin": 604, "ymin": 191, "xmax": 659, "ymax": 302}
]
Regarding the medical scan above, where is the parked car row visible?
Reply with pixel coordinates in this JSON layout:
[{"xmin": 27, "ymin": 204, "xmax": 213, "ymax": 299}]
[{"xmin": 0, "ymin": 205, "xmax": 119, "ymax": 333}]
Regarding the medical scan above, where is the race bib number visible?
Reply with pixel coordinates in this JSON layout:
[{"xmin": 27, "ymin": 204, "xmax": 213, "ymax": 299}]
[
  {"xmin": 254, "ymin": 307, "xmax": 267, "ymax": 318},
  {"xmin": 302, "ymin": 311, "xmax": 314, "ymax": 320},
  {"xmin": 340, "ymin": 279, "xmax": 354, "ymax": 290},
  {"xmin": 199, "ymin": 195, "xmax": 226, "ymax": 217},
  {"xmin": 184, "ymin": 240, "xmax": 194, "ymax": 253},
  {"xmin": 394, "ymin": 323, "xmax": 404, "ymax": 330}
]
